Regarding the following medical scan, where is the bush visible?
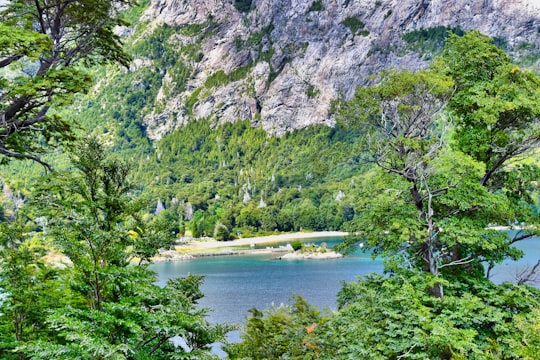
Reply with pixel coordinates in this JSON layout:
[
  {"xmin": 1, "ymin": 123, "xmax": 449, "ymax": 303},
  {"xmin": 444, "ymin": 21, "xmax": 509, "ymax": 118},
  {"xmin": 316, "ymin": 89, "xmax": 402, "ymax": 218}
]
[
  {"xmin": 308, "ymin": 0, "xmax": 323, "ymax": 12},
  {"xmin": 234, "ymin": 0, "xmax": 252, "ymax": 13},
  {"xmin": 341, "ymin": 16, "xmax": 369, "ymax": 36},
  {"xmin": 291, "ymin": 240, "xmax": 303, "ymax": 251},
  {"xmin": 214, "ymin": 222, "xmax": 233, "ymax": 241}
]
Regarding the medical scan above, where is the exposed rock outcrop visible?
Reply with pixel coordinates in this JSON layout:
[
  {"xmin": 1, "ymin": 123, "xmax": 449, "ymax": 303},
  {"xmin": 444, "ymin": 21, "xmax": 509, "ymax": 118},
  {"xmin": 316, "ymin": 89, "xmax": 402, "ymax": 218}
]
[{"xmin": 137, "ymin": 0, "xmax": 540, "ymax": 139}]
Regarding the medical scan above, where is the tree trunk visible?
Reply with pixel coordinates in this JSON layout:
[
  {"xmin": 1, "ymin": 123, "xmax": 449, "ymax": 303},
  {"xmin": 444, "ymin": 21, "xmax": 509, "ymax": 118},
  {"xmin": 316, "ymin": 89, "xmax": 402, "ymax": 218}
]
[{"xmin": 429, "ymin": 283, "xmax": 444, "ymax": 298}]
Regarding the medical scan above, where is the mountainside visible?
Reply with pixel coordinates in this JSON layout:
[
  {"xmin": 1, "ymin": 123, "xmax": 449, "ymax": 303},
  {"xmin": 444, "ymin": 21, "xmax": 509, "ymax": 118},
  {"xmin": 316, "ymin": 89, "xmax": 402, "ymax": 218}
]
[
  {"xmin": 3, "ymin": 0, "xmax": 540, "ymax": 236},
  {"xmin": 130, "ymin": 0, "xmax": 540, "ymax": 140}
]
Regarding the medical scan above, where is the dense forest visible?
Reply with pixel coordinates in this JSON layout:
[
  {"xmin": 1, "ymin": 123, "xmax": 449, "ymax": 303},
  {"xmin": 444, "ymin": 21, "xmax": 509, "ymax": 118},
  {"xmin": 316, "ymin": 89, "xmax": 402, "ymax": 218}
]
[{"xmin": 1, "ymin": 0, "xmax": 540, "ymax": 359}]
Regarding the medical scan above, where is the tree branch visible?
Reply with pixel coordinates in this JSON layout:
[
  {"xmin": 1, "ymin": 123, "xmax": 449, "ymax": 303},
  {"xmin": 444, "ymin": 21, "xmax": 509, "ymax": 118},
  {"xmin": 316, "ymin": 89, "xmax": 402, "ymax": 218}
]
[
  {"xmin": 439, "ymin": 256, "xmax": 474, "ymax": 269},
  {"xmin": 0, "ymin": 146, "xmax": 52, "ymax": 171}
]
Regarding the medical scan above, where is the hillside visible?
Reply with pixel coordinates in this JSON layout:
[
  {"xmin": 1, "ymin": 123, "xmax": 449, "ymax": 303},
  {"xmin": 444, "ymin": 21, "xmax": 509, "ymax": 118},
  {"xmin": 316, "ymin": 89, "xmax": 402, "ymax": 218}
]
[{"xmin": 2, "ymin": 0, "xmax": 540, "ymax": 237}]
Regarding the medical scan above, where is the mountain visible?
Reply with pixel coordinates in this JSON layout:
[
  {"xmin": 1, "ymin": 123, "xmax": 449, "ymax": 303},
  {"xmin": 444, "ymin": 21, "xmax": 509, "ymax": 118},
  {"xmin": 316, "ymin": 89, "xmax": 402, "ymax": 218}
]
[
  {"xmin": 3, "ymin": 0, "xmax": 540, "ymax": 235},
  {"xmin": 125, "ymin": 0, "xmax": 540, "ymax": 140}
]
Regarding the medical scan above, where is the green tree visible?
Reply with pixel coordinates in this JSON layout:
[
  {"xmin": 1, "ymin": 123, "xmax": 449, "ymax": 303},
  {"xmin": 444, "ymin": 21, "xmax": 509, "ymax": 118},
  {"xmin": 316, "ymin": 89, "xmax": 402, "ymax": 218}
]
[
  {"xmin": 0, "ymin": 0, "xmax": 132, "ymax": 167},
  {"xmin": 336, "ymin": 69, "xmax": 455, "ymax": 297},
  {"xmin": 336, "ymin": 33, "xmax": 540, "ymax": 297},
  {"xmin": 313, "ymin": 272, "xmax": 540, "ymax": 359},
  {"xmin": 439, "ymin": 32, "xmax": 540, "ymax": 183},
  {"xmin": 13, "ymin": 138, "xmax": 229, "ymax": 358},
  {"xmin": 230, "ymin": 272, "xmax": 540, "ymax": 359},
  {"xmin": 225, "ymin": 296, "xmax": 323, "ymax": 360},
  {"xmin": 0, "ymin": 217, "xmax": 70, "ymax": 359},
  {"xmin": 438, "ymin": 31, "xmax": 540, "ymax": 276}
]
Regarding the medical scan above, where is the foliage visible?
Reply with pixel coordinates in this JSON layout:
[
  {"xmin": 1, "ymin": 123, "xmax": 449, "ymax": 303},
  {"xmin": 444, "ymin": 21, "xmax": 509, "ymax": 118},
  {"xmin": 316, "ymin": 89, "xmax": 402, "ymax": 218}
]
[
  {"xmin": 0, "ymin": 218, "xmax": 71, "ymax": 359},
  {"xmin": 438, "ymin": 31, "xmax": 540, "ymax": 271},
  {"xmin": 234, "ymin": 0, "xmax": 253, "ymax": 13},
  {"xmin": 22, "ymin": 273, "xmax": 230, "ymax": 359},
  {"xmin": 335, "ymin": 32, "xmax": 540, "ymax": 297},
  {"xmin": 308, "ymin": 0, "xmax": 324, "ymax": 12},
  {"xmin": 340, "ymin": 16, "xmax": 369, "ymax": 36},
  {"xmin": 0, "ymin": 0, "xmax": 133, "ymax": 168},
  {"xmin": 305, "ymin": 83, "xmax": 320, "ymax": 98},
  {"xmin": 33, "ymin": 138, "xmax": 175, "ymax": 274},
  {"xmin": 204, "ymin": 65, "xmax": 253, "ymax": 89},
  {"xmin": 225, "ymin": 296, "xmax": 324, "ymax": 359},
  {"xmin": 2, "ymin": 116, "xmax": 360, "ymax": 242},
  {"xmin": 230, "ymin": 273, "xmax": 540, "ymax": 359},
  {"xmin": 0, "ymin": 138, "xmax": 229, "ymax": 359},
  {"xmin": 440, "ymin": 31, "xmax": 540, "ymax": 173},
  {"xmin": 402, "ymin": 26, "xmax": 464, "ymax": 58},
  {"xmin": 139, "ymin": 119, "xmax": 362, "ymax": 238},
  {"xmin": 291, "ymin": 240, "xmax": 303, "ymax": 251},
  {"xmin": 317, "ymin": 273, "xmax": 540, "ymax": 359}
]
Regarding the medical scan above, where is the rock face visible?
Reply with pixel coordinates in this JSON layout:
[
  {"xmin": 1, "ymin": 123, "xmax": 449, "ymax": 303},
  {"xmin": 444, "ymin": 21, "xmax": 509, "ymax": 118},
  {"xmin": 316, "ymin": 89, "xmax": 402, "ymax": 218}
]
[{"xmin": 138, "ymin": 0, "xmax": 540, "ymax": 139}]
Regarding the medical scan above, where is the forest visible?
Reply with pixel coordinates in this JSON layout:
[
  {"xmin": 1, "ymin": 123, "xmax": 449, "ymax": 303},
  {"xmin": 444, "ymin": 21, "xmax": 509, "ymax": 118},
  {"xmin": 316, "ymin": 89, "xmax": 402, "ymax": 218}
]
[{"xmin": 1, "ymin": 0, "xmax": 540, "ymax": 359}]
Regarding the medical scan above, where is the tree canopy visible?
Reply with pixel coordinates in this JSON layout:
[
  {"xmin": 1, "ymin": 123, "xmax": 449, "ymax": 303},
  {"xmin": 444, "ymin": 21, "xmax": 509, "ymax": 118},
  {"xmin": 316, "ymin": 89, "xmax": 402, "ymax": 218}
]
[
  {"xmin": 0, "ymin": 0, "xmax": 132, "ymax": 168},
  {"xmin": 229, "ymin": 33, "xmax": 540, "ymax": 360},
  {"xmin": 334, "ymin": 31, "xmax": 540, "ymax": 297},
  {"xmin": 0, "ymin": 139, "xmax": 230, "ymax": 359}
]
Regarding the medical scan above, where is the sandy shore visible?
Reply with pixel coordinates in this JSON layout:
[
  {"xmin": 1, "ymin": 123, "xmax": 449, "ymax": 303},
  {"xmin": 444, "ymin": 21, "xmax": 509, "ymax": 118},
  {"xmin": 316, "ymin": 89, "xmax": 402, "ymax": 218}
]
[
  {"xmin": 181, "ymin": 231, "xmax": 348, "ymax": 251},
  {"xmin": 279, "ymin": 250, "xmax": 344, "ymax": 260}
]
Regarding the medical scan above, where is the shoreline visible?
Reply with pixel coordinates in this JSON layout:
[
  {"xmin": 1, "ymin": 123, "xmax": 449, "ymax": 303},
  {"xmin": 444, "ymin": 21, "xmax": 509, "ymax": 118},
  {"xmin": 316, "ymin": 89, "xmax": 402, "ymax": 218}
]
[
  {"xmin": 181, "ymin": 231, "xmax": 348, "ymax": 251},
  {"xmin": 47, "ymin": 231, "xmax": 349, "ymax": 265},
  {"xmin": 153, "ymin": 231, "xmax": 348, "ymax": 262}
]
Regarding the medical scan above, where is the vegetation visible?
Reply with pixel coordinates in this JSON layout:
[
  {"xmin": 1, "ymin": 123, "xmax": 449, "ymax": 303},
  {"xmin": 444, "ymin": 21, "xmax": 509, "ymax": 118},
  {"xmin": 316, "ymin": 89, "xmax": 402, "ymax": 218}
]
[
  {"xmin": 234, "ymin": 0, "xmax": 253, "ymax": 13},
  {"xmin": 308, "ymin": 0, "xmax": 324, "ymax": 12},
  {"xmin": 0, "ymin": 0, "xmax": 133, "ymax": 168},
  {"xmin": 1, "ymin": 0, "xmax": 540, "ymax": 356},
  {"xmin": 291, "ymin": 240, "xmax": 303, "ymax": 251},
  {"xmin": 0, "ymin": 2, "xmax": 229, "ymax": 357},
  {"xmin": 204, "ymin": 65, "xmax": 254, "ymax": 89},
  {"xmin": 228, "ymin": 273, "xmax": 540, "ymax": 359},
  {"xmin": 0, "ymin": 139, "xmax": 229, "ymax": 358},
  {"xmin": 229, "ymin": 31, "xmax": 540, "ymax": 358},
  {"xmin": 137, "ymin": 119, "xmax": 361, "ymax": 239},
  {"xmin": 403, "ymin": 25, "xmax": 464, "ymax": 58},
  {"xmin": 341, "ymin": 16, "xmax": 369, "ymax": 36}
]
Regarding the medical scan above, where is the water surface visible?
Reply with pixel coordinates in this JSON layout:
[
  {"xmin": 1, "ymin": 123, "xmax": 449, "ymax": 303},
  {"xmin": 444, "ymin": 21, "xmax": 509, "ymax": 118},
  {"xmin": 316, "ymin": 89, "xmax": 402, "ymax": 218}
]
[
  {"xmin": 154, "ymin": 237, "xmax": 383, "ymax": 325},
  {"xmin": 152, "ymin": 234, "xmax": 540, "ymax": 327}
]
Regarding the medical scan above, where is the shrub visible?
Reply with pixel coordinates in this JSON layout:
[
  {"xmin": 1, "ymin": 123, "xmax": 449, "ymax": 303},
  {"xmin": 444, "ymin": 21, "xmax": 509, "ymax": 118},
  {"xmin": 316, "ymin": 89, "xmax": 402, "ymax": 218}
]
[
  {"xmin": 308, "ymin": 0, "xmax": 323, "ymax": 12},
  {"xmin": 234, "ymin": 0, "xmax": 252, "ymax": 13},
  {"xmin": 291, "ymin": 240, "xmax": 303, "ymax": 251},
  {"xmin": 341, "ymin": 16, "xmax": 369, "ymax": 36}
]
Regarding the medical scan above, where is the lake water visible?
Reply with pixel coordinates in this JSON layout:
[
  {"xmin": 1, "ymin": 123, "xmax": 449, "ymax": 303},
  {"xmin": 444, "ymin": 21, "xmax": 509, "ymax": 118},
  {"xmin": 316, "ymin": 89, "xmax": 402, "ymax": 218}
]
[
  {"xmin": 152, "ymin": 234, "xmax": 540, "ymax": 353},
  {"xmin": 153, "ymin": 237, "xmax": 383, "ymax": 326}
]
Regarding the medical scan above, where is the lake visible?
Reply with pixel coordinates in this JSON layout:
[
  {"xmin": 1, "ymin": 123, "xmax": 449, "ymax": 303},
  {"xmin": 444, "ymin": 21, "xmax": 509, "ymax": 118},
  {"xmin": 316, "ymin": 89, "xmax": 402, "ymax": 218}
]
[
  {"xmin": 152, "ymin": 234, "xmax": 540, "ymax": 328},
  {"xmin": 153, "ymin": 237, "xmax": 383, "ymax": 326}
]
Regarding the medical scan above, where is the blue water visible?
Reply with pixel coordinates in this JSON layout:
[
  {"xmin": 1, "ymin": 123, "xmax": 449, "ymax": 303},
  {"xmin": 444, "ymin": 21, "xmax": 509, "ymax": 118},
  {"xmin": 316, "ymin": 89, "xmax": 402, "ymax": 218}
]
[
  {"xmin": 153, "ymin": 237, "xmax": 383, "ymax": 325},
  {"xmin": 152, "ymin": 234, "xmax": 540, "ymax": 327},
  {"xmin": 488, "ymin": 231, "xmax": 540, "ymax": 283}
]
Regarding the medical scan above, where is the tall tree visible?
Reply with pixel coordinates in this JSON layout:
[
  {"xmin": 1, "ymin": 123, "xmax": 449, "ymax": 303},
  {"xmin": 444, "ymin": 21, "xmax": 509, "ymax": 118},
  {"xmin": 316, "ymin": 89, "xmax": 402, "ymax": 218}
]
[
  {"xmin": 0, "ymin": 0, "xmax": 132, "ymax": 168},
  {"xmin": 439, "ymin": 31, "xmax": 540, "ymax": 274},
  {"xmin": 5, "ymin": 138, "xmax": 229, "ymax": 359},
  {"xmin": 336, "ymin": 32, "xmax": 540, "ymax": 298}
]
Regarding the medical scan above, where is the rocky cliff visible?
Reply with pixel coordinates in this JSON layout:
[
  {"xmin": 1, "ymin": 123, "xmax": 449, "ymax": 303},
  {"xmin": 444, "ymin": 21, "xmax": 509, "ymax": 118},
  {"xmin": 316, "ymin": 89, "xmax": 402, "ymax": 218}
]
[{"xmin": 132, "ymin": 0, "xmax": 540, "ymax": 139}]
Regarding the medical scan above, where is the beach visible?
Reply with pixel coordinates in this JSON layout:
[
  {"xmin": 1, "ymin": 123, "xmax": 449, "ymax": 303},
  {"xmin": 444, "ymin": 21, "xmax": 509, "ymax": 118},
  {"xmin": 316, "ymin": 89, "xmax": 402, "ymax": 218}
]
[{"xmin": 181, "ymin": 231, "xmax": 348, "ymax": 251}]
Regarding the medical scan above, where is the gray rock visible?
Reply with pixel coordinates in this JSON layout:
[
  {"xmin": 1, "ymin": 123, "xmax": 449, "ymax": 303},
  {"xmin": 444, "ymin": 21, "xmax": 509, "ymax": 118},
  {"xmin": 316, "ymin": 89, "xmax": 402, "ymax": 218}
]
[{"xmin": 139, "ymin": 0, "xmax": 540, "ymax": 139}]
